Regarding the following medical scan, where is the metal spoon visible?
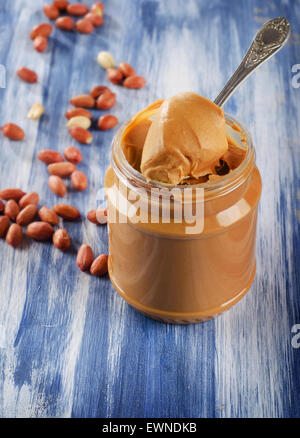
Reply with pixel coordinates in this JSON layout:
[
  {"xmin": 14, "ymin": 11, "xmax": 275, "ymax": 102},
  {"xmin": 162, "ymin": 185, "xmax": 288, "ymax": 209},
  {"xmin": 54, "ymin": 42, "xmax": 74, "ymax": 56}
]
[{"xmin": 214, "ymin": 17, "xmax": 290, "ymax": 107}]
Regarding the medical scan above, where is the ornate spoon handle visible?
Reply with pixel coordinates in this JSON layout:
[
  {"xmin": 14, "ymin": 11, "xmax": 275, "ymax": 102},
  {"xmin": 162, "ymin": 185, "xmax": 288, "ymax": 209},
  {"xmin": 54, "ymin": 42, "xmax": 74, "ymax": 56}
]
[{"xmin": 214, "ymin": 17, "xmax": 290, "ymax": 107}]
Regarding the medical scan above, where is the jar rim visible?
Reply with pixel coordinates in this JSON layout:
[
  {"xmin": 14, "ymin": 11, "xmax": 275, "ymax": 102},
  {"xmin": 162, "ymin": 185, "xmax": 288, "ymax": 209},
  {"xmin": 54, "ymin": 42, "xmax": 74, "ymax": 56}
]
[{"xmin": 111, "ymin": 113, "xmax": 255, "ymax": 196}]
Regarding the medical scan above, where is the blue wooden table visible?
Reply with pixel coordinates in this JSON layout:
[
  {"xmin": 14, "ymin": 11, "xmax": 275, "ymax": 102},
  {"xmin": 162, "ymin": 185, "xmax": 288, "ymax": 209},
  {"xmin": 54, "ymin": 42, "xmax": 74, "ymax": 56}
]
[{"xmin": 0, "ymin": 0, "xmax": 300, "ymax": 418}]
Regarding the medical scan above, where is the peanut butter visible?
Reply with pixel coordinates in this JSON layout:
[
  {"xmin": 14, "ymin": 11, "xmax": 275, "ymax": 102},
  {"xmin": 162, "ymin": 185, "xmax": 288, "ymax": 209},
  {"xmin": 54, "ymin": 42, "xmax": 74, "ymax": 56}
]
[
  {"xmin": 141, "ymin": 92, "xmax": 228, "ymax": 184},
  {"xmin": 107, "ymin": 98, "xmax": 261, "ymax": 324}
]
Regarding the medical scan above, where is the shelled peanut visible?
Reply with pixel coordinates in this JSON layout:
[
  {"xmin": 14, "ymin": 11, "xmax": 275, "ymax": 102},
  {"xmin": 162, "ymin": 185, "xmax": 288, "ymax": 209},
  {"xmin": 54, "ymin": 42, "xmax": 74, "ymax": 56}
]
[
  {"xmin": 17, "ymin": 67, "xmax": 38, "ymax": 83},
  {"xmin": 1, "ymin": 123, "xmax": 25, "ymax": 140},
  {"xmin": 27, "ymin": 103, "xmax": 45, "ymax": 120},
  {"xmin": 53, "ymin": 229, "xmax": 71, "ymax": 250}
]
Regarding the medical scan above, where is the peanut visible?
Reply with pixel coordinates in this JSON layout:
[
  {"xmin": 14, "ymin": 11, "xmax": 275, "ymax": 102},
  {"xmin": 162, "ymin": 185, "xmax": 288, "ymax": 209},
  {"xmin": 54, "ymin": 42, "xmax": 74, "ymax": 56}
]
[
  {"xmin": 38, "ymin": 150, "xmax": 64, "ymax": 164},
  {"xmin": 6, "ymin": 224, "xmax": 23, "ymax": 247},
  {"xmin": 54, "ymin": 204, "xmax": 80, "ymax": 220},
  {"xmin": 123, "ymin": 75, "xmax": 146, "ymax": 89},
  {"xmin": 48, "ymin": 162, "xmax": 77, "ymax": 178},
  {"xmin": 19, "ymin": 192, "xmax": 39, "ymax": 209},
  {"xmin": 0, "ymin": 216, "xmax": 10, "ymax": 238},
  {"xmin": 76, "ymin": 18, "xmax": 94, "ymax": 34},
  {"xmin": 53, "ymin": 0, "xmax": 69, "ymax": 10},
  {"xmin": 90, "ymin": 254, "xmax": 108, "ymax": 276},
  {"xmin": 85, "ymin": 13, "xmax": 103, "ymax": 27},
  {"xmin": 53, "ymin": 229, "xmax": 71, "ymax": 250},
  {"xmin": 96, "ymin": 90, "xmax": 116, "ymax": 110},
  {"xmin": 67, "ymin": 4, "xmax": 89, "ymax": 16},
  {"xmin": 97, "ymin": 51, "xmax": 115, "ymax": 69},
  {"xmin": 1, "ymin": 123, "xmax": 25, "ymax": 140},
  {"xmin": 27, "ymin": 222, "xmax": 54, "ymax": 241},
  {"xmin": 63, "ymin": 146, "xmax": 82, "ymax": 164},
  {"xmin": 98, "ymin": 115, "xmax": 118, "ymax": 130},
  {"xmin": 71, "ymin": 170, "xmax": 88, "ymax": 191},
  {"xmin": 33, "ymin": 36, "xmax": 48, "ymax": 53},
  {"xmin": 55, "ymin": 16, "xmax": 75, "ymax": 31},
  {"xmin": 17, "ymin": 67, "xmax": 38, "ymax": 83},
  {"xmin": 65, "ymin": 108, "xmax": 92, "ymax": 120},
  {"xmin": 87, "ymin": 209, "xmax": 98, "ymax": 224},
  {"xmin": 0, "ymin": 200, "xmax": 4, "ymax": 213},
  {"xmin": 30, "ymin": 23, "xmax": 53, "ymax": 40},
  {"xmin": 5, "ymin": 200, "xmax": 20, "ymax": 221},
  {"xmin": 0, "ymin": 188, "xmax": 26, "ymax": 201},
  {"xmin": 88, "ymin": 208, "xmax": 107, "ymax": 224},
  {"xmin": 119, "ymin": 62, "xmax": 136, "ymax": 77},
  {"xmin": 66, "ymin": 116, "xmax": 91, "ymax": 129},
  {"xmin": 70, "ymin": 94, "xmax": 95, "ymax": 108},
  {"xmin": 106, "ymin": 68, "xmax": 123, "ymax": 85},
  {"xmin": 69, "ymin": 126, "xmax": 93, "ymax": 144},
  {"xmin": 90, "ymin": 85, "xmax": 108, "ymax": 99},
  {"xmin": 38, "ymin": 206, "xmax": 59, "ymax": 225},
  {"xmin": 43, "ymin": 4, "xmax": 59, "ymax": 20},
  {"xmin": 27, "ymin": 103, "xmax": 45, "ymax": 119},
  {"xmin": 16, "ymin": 204, "xmax": 38, "ymax": 226},
  {"xmin": 48, "ymin": 175, "xmax": 67, "ymax": 197},
  {"xmin": 76, "ymin": 244, "xmax": 94, "ymax": 271}
]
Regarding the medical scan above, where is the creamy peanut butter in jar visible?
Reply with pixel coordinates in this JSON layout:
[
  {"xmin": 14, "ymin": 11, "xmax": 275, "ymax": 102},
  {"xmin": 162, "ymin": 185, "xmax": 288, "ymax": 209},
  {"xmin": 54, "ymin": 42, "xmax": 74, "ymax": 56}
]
[{"xmin": 105, "ymin": 93, "xmax": 262, "ymax": 323}]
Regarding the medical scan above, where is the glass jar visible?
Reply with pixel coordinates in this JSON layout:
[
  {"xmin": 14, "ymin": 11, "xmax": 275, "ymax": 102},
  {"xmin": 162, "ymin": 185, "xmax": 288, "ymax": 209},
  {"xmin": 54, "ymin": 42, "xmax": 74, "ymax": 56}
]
[{"xmin": 105, "ymin": 114, "xmax": 262, "ymax": 324}]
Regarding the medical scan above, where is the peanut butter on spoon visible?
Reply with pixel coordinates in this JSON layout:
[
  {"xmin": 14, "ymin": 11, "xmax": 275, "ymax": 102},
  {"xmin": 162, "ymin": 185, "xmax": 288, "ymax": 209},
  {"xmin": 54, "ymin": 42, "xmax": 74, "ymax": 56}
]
[
  {"xmin": 121, "ymin": 92, "xmax": 234, "ymax": 184},
  {"xmin": 140, "ymin": 92, "xmax": 228, "ymax": 185},
  {"xmin": 121, "ymin": 92, "xmax": 248, "ymax": 185}
]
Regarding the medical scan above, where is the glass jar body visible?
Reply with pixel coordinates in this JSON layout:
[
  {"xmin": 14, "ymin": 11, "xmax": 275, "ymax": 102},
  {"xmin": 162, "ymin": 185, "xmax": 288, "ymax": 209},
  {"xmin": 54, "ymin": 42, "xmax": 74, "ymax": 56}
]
[{"xmin": 105, "ymin": 116, "xmax": 262, "ymax": 323}]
